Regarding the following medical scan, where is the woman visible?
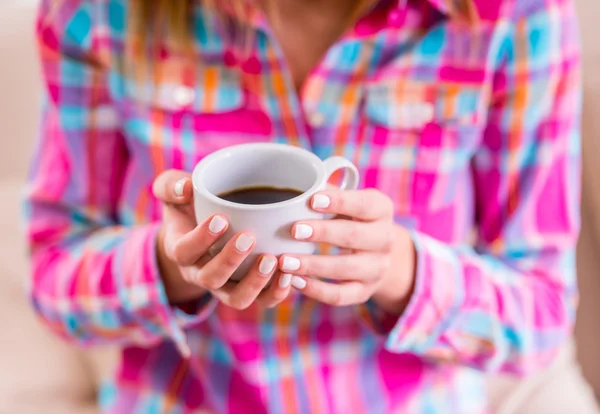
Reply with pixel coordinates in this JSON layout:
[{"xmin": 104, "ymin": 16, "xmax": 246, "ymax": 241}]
[{"xmin": 27, "ymin": 0, "xmax": 582, "ymax": 412}]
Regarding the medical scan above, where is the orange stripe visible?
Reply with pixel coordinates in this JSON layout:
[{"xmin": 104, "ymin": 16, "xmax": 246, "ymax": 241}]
[
  {"xmin": 274, "ymin": 303, "xmax": 297, "ymax": 414},
  {"xmin": 205, "ymin": 66, "xmax": 218, "ymax": 111},
  {"xmin": 137, "ymin": 184, "xmax": 149, "ymax": 224},
  {"xmin": 275, "ymin": 296, "xmax": 292, "ymax": 325},
  {"xmin": 149, "ymin": 110, "xmax": 166, "ymax": 178},
  {"xmin": 268, "ymin": 47, "xmax": 300, "ymax": 146},
  {"xmin": 443, "ymin": 84, "xmax": 459, "ymax": 119},
  {"xmin": 507, "ymin": 19, "xmax": 529, "ymax": 214},
  {"xmin": 298, "ymin": 301, "xmax": 322, "ymax": 414},
  {"xmin": 335, "ymin": 84, "xmax": 356, "ymax": 155},
  {"xmin": 150, "ymin": 57, "xmax": 166, "ymax": 176},
  {"xmin": 164, "ymin": 361, "xmax": 190, "ymax": 411},
  {"xmin": 336, "ymin": 45, "xmax": 373, "ymax": 159}
]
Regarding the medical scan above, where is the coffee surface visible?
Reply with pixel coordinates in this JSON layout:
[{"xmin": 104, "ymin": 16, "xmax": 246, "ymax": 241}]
[{"xmin": 218, "ymin": 186, "xmax": 303, "ymax": 205}]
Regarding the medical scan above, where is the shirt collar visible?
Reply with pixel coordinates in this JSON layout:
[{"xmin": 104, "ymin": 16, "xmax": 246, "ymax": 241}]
[{"xmin": 210, "ymin": 0, "xmax": 479, "ymax": 33}]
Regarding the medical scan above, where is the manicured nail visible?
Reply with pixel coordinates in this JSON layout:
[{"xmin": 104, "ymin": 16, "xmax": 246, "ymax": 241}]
[
  {"xmin": 281, "ymin": 256, "xmax": 301, "ymax": 272},
  {"xmin": 208, "ymin": 215, "xmax": 227, "ymax": 234},
  {"xmin": 294, "ymin": 224, "xmax": 313, "ymax": 240},
  {"xmin": 279, "ymin": 273, "xmax": 292, "ymax": 288},
  {"xmin": 291, "ymin": 276, "xmax": 307, "ymax": 290},
  {"xmin": 235, "ymin": 234, "xmax": 254, "ymax": 252},
  {"xmin": 258, "ymin": 256, "xmax": 277, "ymax": 276},
  {"xmin": 312, "ymin": 194, "xmax": 331, "ymax": 209},
  {"xmin": 174, "ymin": 178, "xmax": 188, "ymax": 197}
]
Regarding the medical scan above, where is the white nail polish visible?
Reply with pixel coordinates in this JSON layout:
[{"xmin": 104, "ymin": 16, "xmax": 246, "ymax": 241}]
[
  {"xmin": 174, "ymin": 178, "xmax": 188, "ymax": 197},
  {"xmin": 291, "ymin": 276, "xmax": 307, "ymax": 290},
  {"xmin": 258, "ymin": 256, "xmax": 277, "ymax": 276},
  {"xmin": 208, "ymin": 216, "xmax": 227, "ymax": 234},
  {"xmin": 282, "ymin": 256, "xmax": 301, "ymax": 272},
  {"xmin": 235, "ymin": 234, "xmax": 254, "ymax": 252},
  {"xmin": 312, "ymin": 194, "xmax": 331, "ymax": 209},
  {"xmin": 294, "ymin": 224, "xmax": 313, "ymax": 240},
  {"xmin": 279, "ymin": 273, "xmax": 292, "ymax": 288}
]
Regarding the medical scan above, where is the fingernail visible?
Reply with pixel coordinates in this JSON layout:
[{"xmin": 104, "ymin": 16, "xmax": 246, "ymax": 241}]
[
  {"xmin": 281, "ymin": 256, "xmax": 301, "ymax": 272},
  {"xmin": 294, "ymin": 224, "xmax": 313, "ymax": 240},
  {"xmin": 235, "ymin": 234, "xmax": 254, "ymax": 252},
  {"xmin": 279, "ymin": 273, "xmax": 292, "ymax": 288},
  {"xmin": 208, "ymin": 215, "xmax": 227, "ymax": 234},
  {"xmin": 291, "ymin": 276, "xmax": 307, "ymax": 290},
  {"xmin": 312, "ymin": 194, "xmax": 331, "ymax": 209},
  {"xmin": 174, "ymin": 178, "xmax": 188, "ymax": 197},
  {"xmin": 258, "ymin": 256, "xmax": 277, "ymax": 276}
]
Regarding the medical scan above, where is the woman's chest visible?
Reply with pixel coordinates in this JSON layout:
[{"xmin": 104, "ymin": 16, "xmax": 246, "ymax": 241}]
[{"xmin": 108, "ymin": 15, "xmax": 495, "ymax": 221}]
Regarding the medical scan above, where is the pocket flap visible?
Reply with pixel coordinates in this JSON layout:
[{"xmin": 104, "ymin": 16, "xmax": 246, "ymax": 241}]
[
  {"xmin": 127, "ymin": 64, "xmax": 243, "ymax": 114},
  {"xmin": 365, "ymin": 80, "xmax": 482, "ymax": 129}
]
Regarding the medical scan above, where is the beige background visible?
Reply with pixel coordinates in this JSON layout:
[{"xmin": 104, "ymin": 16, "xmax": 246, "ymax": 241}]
[{"xmin": 576, "ymin": 0, "xmax": 600, "ymax": 393}]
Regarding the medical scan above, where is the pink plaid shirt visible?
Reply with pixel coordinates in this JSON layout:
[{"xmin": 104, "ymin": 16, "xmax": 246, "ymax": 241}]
[{"xmin": 26, "ymin": 0, "xmax": 582, "ymax": 412}]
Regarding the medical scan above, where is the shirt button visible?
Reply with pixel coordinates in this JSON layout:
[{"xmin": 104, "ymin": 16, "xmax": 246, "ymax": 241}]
[
  {"xmin": 95, "ymin": 105, "xmax": 119, "ymax": 129},
  {"xmin": 173, "ymin": 86, "xmax": 195, "ymax": 107},
  {"xmin": 416, "ymin": 103, "xmax": 434, "ymax": 125},
  {"xmin": 308, "ymin": 111, "xmax": 326, "ymax": 128}
]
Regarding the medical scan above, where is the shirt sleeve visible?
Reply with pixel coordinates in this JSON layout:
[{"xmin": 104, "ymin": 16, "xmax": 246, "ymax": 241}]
[
  {"xmin": 369, "ymin": 1, "xmax": 582, "ymax": 374},
  {"xmin": 24, "ymin": 0, "xmax": 216, "ymax": 356}
]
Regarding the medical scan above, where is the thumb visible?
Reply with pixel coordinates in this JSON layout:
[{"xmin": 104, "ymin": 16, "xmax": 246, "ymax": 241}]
[
  {"xmin": 153, "ymin": 169, "xmax": 193, "ymax": 205},
  {"xmin": 162, "ymin": 202, "xmax": 197, "ymax": 249}
]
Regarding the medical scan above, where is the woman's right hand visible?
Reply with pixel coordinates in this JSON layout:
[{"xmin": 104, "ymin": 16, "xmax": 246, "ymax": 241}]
[{"xmin": 152, "ymin": 170, "xmax": 292, "ymax": 309}]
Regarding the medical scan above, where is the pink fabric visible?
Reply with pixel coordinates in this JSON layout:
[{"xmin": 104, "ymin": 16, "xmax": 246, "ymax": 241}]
[{"xmin": 25, "ymin": 0, "xmax": 582, "ymax": 412}]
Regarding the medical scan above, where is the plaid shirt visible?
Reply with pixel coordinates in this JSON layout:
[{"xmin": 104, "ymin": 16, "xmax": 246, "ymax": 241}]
[{"xmin": 26, "ymin": 0, "xmax": 582, "ymax": 412}]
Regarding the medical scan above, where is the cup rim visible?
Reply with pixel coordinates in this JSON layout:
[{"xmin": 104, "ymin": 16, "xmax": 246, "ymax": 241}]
[{"xmin": 192, "ymin": 143, "xmax": 325, "ymax": 211}]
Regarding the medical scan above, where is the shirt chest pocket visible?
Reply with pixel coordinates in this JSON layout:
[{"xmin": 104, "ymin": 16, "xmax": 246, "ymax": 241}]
[
  {"xmin": 130, "ymin": 65, "xmax": 243, "ymax": 114},
  {"xmin": 119, "ymin": 64, "xmax": 255, "ymax": 141},
  {"xmin": 119, "ymin": 65, "xmax": 274, "ymax": 159},
  {"xmin": 363, "ymin": 81, "xmax": 484, "ymax": 212}
]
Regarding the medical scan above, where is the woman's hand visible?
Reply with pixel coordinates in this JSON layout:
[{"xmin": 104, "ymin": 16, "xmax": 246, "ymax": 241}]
[
  {"xmin": 280, "ymin": 189, "xmax": 416, "ymax": 315},
  {"xmin": 152, "ymin": 170, "xmax": 292, "ymax": 309}
]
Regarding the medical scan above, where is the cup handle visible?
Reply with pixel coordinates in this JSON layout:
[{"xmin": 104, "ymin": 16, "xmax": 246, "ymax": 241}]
[{"xmin": 323, "ymin": 156, "xmax": 360, "ymax": 190}]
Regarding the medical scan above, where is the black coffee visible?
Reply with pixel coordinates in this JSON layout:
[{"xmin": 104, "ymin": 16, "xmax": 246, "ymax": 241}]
[{"xmin": 218, "ymin": 186, "xmax": 303, "ymax": 205}]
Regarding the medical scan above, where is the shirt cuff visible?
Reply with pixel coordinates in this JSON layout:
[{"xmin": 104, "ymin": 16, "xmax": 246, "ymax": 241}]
[
  {"xmin": 383, "ymin": 230, "xmax": 465, "ymax": 355},
  {"xmin": 357, "ymin": 230, "xmax": 465, "ymax": 356},
  {"xmin": 126, "ymin": 222, "xmax": 218, "ymax": 357}
]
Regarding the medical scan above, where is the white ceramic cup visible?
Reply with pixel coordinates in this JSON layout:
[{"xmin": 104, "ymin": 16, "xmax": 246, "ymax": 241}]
[{"xmin": 192, "ymin": 143, "xmax": 360, "ymax": 280}]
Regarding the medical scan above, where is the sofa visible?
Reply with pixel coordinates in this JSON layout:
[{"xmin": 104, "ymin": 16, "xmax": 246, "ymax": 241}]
[{"xmin": 0, "ymin": 1, "xmax": 598, "ymax": 413}]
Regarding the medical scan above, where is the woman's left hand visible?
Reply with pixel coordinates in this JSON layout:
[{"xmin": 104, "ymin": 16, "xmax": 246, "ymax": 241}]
[{"xmin": 279, "ymin": 189, "xmax": 416, "ymax": 315}]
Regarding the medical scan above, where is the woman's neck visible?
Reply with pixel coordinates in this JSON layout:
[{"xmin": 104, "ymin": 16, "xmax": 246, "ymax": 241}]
[{"xmin": 258, "ymin": 0, "xmax": 367, "ymax": 92}]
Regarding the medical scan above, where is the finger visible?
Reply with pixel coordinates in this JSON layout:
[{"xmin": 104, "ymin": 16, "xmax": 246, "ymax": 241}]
[
  {"xmin": 255, "ymin": 273, "xmax": 293, "ymax": 308},
  {"xmin": 194, "ymin": 232, "xmax": 256, "ymax": 290},
  {"xmin": 167, "ymin": 214, "xmax": 229, "ymax": 266},
  {"xmin": 279, "ymin": 253, "xmax": 386, "ymax": 282},
  {"xmin": 310, "ymin": 189, "xmax": 394, "ymax": 221},
  {"xmin": 214, "ymin": 255, "xmax": 278, "ymax": 310},
  {"xmin": 291, "ymin": 220, "xmax": 393, "ymax": 251},
  {"xmin": 153, "ymin": 169, "xmax": 193, "ymax": 205},
  {"xmin": 180, "ymin": 255, "xmax": 212, "ymax": 284},
  {"xmin": 291, "ymin": 276, "xmax": 367, "ymax": 307}
]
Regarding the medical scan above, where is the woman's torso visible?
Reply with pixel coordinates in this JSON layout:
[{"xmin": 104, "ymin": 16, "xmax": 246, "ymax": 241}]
[{"xmin": 98, "ymin": 0, "xmax": 496, "ymax": 412}]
